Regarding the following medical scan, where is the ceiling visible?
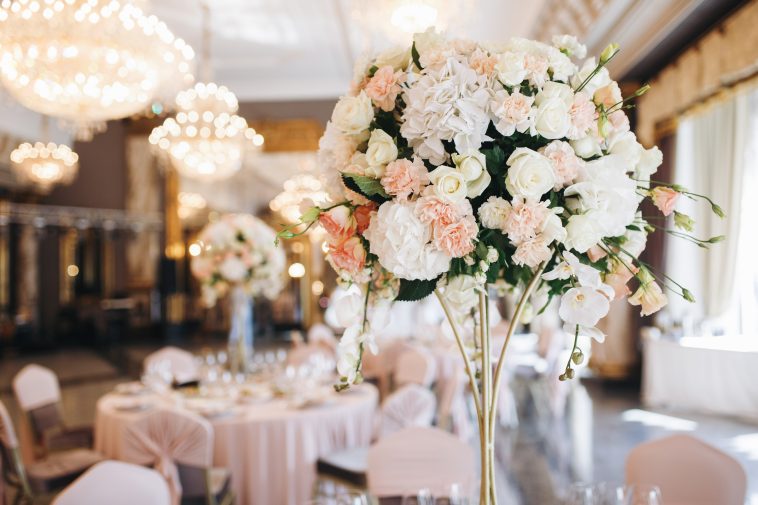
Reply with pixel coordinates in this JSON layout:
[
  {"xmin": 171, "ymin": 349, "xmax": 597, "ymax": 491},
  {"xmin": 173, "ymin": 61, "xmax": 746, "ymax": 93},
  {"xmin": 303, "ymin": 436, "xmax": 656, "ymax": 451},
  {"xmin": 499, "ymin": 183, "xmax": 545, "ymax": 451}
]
[{"xmin": 146, "ymin": 0, "xmax": 548, "ymax": 102}]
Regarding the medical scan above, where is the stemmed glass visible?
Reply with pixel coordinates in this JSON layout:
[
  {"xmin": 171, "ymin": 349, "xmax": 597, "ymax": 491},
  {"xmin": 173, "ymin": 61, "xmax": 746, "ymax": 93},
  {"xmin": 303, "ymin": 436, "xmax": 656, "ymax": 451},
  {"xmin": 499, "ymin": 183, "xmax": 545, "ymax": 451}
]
[
  {"xmin": 565, "ymin": 483, "xmax": 662, "ymax": 505},
  {"xmin": 402, "ymin": 488, "xmax": 435, "ymax": 505}
]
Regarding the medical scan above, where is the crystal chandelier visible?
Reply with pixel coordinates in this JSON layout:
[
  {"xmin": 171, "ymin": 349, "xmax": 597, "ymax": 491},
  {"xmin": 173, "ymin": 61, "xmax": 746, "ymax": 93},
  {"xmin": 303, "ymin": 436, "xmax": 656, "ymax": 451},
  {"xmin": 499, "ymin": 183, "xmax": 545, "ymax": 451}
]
[
  {"xmin": 270, "ymin": 174, "xmax": 329, "ymax": 224},
  {"xmin": 0, "ymin": 0, "xmax": 195, "ymax": 140},
  {"xmin": 10, "ymin": 141, "xmax": 79, "ymax": 193},
  {"xmin": 148, "ymin": 1, "xmax": 262, "ymax": 181}
]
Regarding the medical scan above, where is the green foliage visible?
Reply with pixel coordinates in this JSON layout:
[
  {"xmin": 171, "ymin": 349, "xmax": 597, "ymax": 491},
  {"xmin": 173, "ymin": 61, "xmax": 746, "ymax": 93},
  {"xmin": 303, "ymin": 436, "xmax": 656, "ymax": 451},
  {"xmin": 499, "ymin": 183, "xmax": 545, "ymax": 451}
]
[
  {"xmin": 395, "ymin": 277, "xmax": 440, "ymax": 302},
  {"xmin": 341, "ymin": 173, "xmax": 389, "ymax": 204},
  {"xmin": 411, "ymin": 41, "xmax": 423, "ymax": 70}
]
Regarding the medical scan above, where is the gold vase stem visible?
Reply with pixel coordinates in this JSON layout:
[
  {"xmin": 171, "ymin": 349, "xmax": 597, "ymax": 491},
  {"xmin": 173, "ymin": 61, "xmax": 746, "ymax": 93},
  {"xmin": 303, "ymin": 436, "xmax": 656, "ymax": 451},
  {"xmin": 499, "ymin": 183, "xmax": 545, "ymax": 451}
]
[
  {"xmin": 489, "ymin": 262, "xmax": 547, "ymax": 441},
  {"xmin": 479, "ymin": 290, "xmax": 492, "ymax": 505}
]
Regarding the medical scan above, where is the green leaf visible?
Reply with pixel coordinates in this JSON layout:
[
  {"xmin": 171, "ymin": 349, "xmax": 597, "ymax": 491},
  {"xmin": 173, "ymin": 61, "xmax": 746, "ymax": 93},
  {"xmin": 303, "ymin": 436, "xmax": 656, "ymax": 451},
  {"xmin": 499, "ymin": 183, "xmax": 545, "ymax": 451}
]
[
  {"xmin": 367, "ymin": 65, "xmax": 379, "ymax": 77},
  {"xmin": 411, "ymin": 41, "xmax": 423, "ymax": 70},
  {"xmin": 341, "ymin": 173, "xmax": 389, "ymax": 204},
  {"xmin": 395, "ymin": 277, "xmax": 440, "ymax": 302}
]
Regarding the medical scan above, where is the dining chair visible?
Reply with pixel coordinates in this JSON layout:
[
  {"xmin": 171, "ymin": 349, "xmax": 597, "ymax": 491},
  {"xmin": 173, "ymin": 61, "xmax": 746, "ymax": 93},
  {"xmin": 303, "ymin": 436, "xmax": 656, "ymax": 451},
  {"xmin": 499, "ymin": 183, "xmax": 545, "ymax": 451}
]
[
  {"xmin": 51, "ymin": 460, "xmax": 171, "ymax": 505},
  {"xmin": 366, "ymin": 426, "xmax": 475, "ymax": 499},
  {"xmin": 12, "ymin": 364, "xmax": 94, "ymax": 458},
  {"xmin": 0, "ymin": 399, "xmax": 103, "ymax": 505},
  {"xmin": 393, "ymin": 348, "xmax": 437, "ymax": 389},
  {"xmin": 121, "ymin": 407, "xmax": 232, "ymax": 505},
  {"xmin": 143, "ymin": 346, "xmax": 199, "ymax": 384},
  {"xmin": 436, "ymin": 367, "xmax": 474, "ymax": 440},
  {"xmin": 625, "ymin": 434, "xmax": 747, "ymax": 505},
  {"xmin": 316, "ymin": 384, "xmax": 437, "ymax": 491}
]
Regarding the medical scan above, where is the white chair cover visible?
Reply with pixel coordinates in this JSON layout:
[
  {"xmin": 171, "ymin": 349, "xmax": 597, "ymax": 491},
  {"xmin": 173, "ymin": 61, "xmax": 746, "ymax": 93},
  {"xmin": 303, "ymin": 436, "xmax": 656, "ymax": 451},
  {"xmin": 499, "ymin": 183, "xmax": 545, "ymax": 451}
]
[
  {"xmin": 307, "ymin": 323, "xmax": 338, "ymax": 349},
  {"xmin": 143, "ymin": 347, "xmax": 199, "ymax": 383},
  {"xmin": 121, "ymin": 408, "xmax": 213, "ymax": 505},
  {"xmin": 394, "ymin": 347, "xmax": 437, "ymax": 388},
  {"xmin": 12, "ymin": 364, "xmax": 61, "ymax": 411},
  {"xmin": 438, "ymin": 368, "xmax": 474, "ymax": 439},
  {"xmin": 379, "ymin": 384, "xmax": 436, "ymax": 438},
  {"xmin": 52, "ymin": 461, "xmax": 171, "ymax": 505},
  {"xmin": 626, "ymin": 434, "xmax": 747, "ymax": 505},
  {"xmin": 367, "ymin": 427, "xmax": 475, "ymax": 498}
]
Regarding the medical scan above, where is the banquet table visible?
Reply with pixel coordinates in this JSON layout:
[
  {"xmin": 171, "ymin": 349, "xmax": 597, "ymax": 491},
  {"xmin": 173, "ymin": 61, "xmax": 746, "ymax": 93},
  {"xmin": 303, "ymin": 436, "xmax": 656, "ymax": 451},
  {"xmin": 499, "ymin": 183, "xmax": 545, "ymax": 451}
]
[
  {"xmin": 94, "ymin": 383, "xmax": 378, "ymax": 505},
  {"xmin": 643, "ymin": 336, "xmax": 758, "ymax": 420}
]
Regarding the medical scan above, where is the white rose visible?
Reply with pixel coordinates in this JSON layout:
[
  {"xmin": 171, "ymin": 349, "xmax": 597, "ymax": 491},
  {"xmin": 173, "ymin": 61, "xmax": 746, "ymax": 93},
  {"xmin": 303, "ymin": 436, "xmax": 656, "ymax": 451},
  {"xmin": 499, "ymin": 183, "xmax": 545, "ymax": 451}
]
[
  {"xmin": 429, "ymin": 166, "xmax": 468, "ymax": 203},
  {"xmin": 364, "ymin": 200, "xmax": 451, "ymax": 281},
  {"xmin": 564, "ymin": 212, "xmax": 603, "ymax": 253},
  {"xmin": 552, "ymin": 34, "xmax": 587, "ymax": 59},
  {"xmin": 365, "ymin": 129, "xmax": 398, "ymax": 167},
  {"xmin": 219, "ymin": 256, "xmax": 248, "ymax": 283},
  {"xmin": 413, "ymin": 27, "xmax": 445, "ymax": 56},
  {"xmin": 570, "ymin": 136, "xmax": 602, "ymax": 159},
  {"xmin": 505, "ymin": 148, "xmax": 555, "ymax": 199},
  {"xmin": 331, "ymin": 91, "xmax": 374, "ymax": 136},
  {"xmin": 375, "ymin": 45, "xmax": 411, "ymax": 70},
  {"xmin": 494, "ymin": 51, "xmax": 527, "ymax": 86},
  {"xmin": 534, "ymin": 81, "xmax": 573, "ymax": 106},
  {"xmin": 533, "ymin": 97, "xmax": 571, "ymax": 139},
  {"xmin": 452, "ymin": 150, "xmax": 491, "ymax": 198},
  {"xmin": 478, "ymin": 196, "xmax": 512, "ymax": 230}
]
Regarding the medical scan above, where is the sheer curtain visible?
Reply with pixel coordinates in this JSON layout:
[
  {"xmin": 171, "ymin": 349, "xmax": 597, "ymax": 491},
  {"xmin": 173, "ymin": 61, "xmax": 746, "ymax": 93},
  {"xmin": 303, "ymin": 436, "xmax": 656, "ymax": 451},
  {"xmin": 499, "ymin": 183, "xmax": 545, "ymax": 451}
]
[{"xmin": 666, "ymin": 87, "xmax": 758, "ymax": 336}]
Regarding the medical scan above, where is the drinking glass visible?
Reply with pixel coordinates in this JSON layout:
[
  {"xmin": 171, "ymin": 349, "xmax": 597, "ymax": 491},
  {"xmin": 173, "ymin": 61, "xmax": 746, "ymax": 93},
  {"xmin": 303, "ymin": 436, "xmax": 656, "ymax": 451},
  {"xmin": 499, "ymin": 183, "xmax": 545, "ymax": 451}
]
[
  {"xmin": 616, "ymin": 485, "xmax": 662, "ymax": 505},
  {"xmin": 402, "ymin": 488, "xmax": 435, "ymax": 505}
]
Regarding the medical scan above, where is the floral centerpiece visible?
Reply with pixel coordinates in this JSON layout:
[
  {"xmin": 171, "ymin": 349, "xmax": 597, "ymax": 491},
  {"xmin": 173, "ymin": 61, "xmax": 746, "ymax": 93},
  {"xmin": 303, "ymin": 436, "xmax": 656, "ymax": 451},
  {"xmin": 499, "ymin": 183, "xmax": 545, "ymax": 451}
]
[
  {"xmin": 192, "ymin": 213, "xmax": 286, "ymax": 372},
  {"xmin": 278, "ymin": 30, "xmax": 722, "ymax": 504}
]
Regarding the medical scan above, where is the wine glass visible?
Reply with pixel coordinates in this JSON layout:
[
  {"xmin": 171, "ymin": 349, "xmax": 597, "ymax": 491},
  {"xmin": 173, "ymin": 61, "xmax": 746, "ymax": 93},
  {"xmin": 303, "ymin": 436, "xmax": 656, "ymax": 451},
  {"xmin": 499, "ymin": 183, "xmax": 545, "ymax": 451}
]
[
  {"xmin": 402, "ymin": 488, "xmax": 435, "ymax": 505},
  {"xmin": 616, "ymin": 485, "xmax": 662, "ymax": 505},
  {"xmin": 447, "ymin": 483, "xmax": 470, "ymax": 505}
]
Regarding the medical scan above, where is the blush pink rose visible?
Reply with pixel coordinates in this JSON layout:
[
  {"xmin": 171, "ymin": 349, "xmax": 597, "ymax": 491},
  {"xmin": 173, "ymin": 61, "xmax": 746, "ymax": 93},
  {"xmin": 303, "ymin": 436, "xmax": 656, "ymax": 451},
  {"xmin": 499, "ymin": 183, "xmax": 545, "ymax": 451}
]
[
  {"xmin": 328, "ymin": 236, "xmax": 366, "ymax": 275},
  {"xmin": 433, "ymin": 215, "xmax": 478, "ymax": 258},
  {"xmin": 651, "ymin": 186, "xmax": 679, "ymax": 216},
  {"xmin": 381, "ymin": 158, "xmax": 429, "ymax": 199},
  {"xmin": 503, "ymin": 197, "xmax": 551, "ymax": 245},
  {"xmin": 353, "ymin": 203, "xmax": 377, "ymax": 234},
  {"xmin": 629, "ymin": 280, "xmax": 668, "ymax": 316},
  {"xmin": 593, "ymin": 82, "xmax": 622, "ymax": 109},
  {"xmin": 365, "ymin": 65, "xmax": 405, "ymax": 112},
  {"xmin": 540, "ymin": 140, "xmax": 583, "ymax": 189},
  {"xmin": 319, "ymin": 206, "xmax": 356, "ymax": 240},
  {"xmin": 568, "ymin": 92, "xmax": 597, "ymax": 140},
  {"xmin": 512, "ymin": 237, "xmax": 552, "ymax": 267}
]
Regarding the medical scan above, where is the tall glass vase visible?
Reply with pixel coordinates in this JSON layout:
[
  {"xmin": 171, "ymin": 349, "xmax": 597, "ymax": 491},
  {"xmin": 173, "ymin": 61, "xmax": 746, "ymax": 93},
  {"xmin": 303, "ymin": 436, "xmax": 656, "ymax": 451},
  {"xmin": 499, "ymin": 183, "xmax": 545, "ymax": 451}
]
[{"xmin": 228, "ymin": 286, "xmax": 253, "ymax": 375}]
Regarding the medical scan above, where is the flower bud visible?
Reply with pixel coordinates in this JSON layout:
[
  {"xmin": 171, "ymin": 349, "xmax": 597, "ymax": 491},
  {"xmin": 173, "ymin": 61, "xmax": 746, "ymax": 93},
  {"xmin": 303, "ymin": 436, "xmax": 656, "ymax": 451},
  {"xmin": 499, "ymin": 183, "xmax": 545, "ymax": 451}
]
[{"xmin": 600, "ymin": 43, "xmax": 619, "ymax": 64}]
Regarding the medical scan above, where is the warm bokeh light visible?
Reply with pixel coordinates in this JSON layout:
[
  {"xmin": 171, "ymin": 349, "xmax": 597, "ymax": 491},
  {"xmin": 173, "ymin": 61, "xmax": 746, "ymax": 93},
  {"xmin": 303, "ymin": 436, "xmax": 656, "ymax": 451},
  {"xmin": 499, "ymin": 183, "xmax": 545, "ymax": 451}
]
[{"xmin": 288, "ymin": 262, "xmax": 305, "ymax": 278}]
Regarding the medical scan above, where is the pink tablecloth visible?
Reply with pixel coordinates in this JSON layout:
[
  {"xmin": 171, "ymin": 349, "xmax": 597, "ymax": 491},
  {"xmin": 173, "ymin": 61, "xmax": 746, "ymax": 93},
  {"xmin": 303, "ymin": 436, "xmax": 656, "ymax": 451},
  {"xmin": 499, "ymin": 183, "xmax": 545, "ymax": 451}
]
[{"xmin": 94, "ymin": 384, "xmax": 378, "ymax": 505}]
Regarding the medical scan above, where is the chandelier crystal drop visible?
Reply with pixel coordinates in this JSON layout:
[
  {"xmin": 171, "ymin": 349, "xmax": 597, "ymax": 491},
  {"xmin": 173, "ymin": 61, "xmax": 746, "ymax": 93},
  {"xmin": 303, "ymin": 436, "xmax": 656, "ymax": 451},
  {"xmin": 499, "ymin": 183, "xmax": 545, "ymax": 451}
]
[
  {"xmin": 10, "ymin": 141, "xmax": 79, "ymax": 192},
  {"xmin": 0, "ymin": 0, "xmax": 195, "ymax": 140},
  {"xmin": 149, "ymin": 81, "xmax": 263, "ymax": 181}
]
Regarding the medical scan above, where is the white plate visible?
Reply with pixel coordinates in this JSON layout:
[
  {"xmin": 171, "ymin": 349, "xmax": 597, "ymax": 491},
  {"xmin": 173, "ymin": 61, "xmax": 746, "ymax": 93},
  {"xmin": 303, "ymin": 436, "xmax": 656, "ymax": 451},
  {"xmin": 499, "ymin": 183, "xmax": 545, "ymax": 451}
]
[
  {"xmin": 111, "ymin": 399, "xmax": 154, "ymax": 412},
  {"xmin": 114, "ymin": 381, "xmax": 150, "ymax": 396}
]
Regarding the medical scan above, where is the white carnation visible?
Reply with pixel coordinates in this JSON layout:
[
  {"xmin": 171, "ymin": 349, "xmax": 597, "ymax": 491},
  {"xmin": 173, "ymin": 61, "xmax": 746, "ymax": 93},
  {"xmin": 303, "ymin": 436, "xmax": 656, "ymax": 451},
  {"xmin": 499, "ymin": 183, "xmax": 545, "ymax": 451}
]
[{"xmin": 478, "ymin": 196, "xmax": 512, "ymax": 230}]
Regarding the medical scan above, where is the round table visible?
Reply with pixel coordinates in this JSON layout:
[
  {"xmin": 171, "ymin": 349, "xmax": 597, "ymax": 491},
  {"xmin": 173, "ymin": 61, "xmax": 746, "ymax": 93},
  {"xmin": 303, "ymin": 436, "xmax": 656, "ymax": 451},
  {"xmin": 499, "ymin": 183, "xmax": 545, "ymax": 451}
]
[{"xmin": 94, "ymin": 383, "xmax": 378, "ymax": 505}]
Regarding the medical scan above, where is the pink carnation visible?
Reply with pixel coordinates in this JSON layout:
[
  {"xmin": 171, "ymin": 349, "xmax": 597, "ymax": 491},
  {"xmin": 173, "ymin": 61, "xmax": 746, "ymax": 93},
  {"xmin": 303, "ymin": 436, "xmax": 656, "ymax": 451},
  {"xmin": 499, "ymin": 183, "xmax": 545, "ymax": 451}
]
[
  {"xmin": 540, "ymin": 140, "xmax": 583, "ymax": 189},
  {"xmin": 416, "ymin": 194, "xmax": 461, "ymax": 228},
  {"xmin": 433, "ymin": 215, "xmax": 478, "ymax": 258},
  {"xmin": 365, "ymin": 65, "xmax": 405, "ymax": 112},
  {"xmin": 468, "ymin": 48, "xmax": 497, "ymax": 76},
  {"xmin": 327, "ymin": 236, "xmax": 366, "ymax": 275},
  {"xmin": 651, "ymin": 186, "xmax": 679, "ymax": 216},
  {"xmin": 512, "ymin": 237, "xmax": 552, "ymax": 267},
  {"xmin": 568, "ymin": 92, "xmax": 597, "ymax": 140},
  {"xmin": 381, "ymin": 158, "xmax": 429, "ymax": 200},
  {"xmin": 503, "ymin": 198, "xmax": 551, "ymax": 245}
]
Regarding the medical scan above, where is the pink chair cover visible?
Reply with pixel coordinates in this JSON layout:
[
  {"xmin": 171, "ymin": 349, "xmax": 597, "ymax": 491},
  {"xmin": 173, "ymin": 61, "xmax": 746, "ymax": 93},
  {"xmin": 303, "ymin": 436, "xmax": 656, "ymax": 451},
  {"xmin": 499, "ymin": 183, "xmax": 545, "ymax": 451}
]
[
  {"xmin": 52, "ymin": 460, "xmax": 171, "ymax": 505},
  {"xmin": 367, "ymin": 426, "xmax": 475, "ymax": 498},
  {"xmin": 12, "ymin": 364, "xmax": 61, "ymax": 411},
  {"xmin": 379, "ymin": 384, "xmax": 436, "ymax": 438},
  {"xmin": 143, "ymin": 346, "xmax": 199, "ymax": 383},
  {"xmin": 394, "ymin": 347, "xmax": 437, "ymax": 388},
  {"xmin": 626, "ymin": 434, "xmax": 747, "ymax": 505},
  {"xmin": 287, "ymin": 343, "xmax": 335, "ymax": 367},
  {"xmin": 121, "ymin": 408, "xmax": 213, "ymax": 505}
]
